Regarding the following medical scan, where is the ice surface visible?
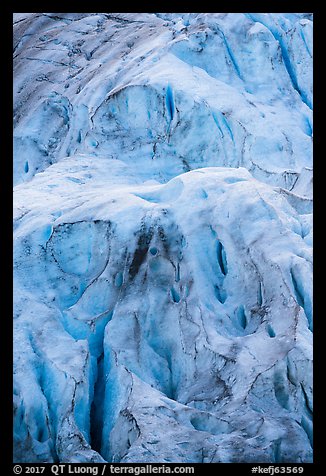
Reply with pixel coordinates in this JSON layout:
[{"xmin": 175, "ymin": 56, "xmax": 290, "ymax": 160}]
[{"xmin": 13, "ymin": 13, "xmax": 312, "ymax": 463}]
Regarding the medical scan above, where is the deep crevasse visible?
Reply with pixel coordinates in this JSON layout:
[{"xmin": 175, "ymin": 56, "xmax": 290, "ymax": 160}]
[{"xmin": 13, "ymin": 13, "xmax": 312, "ymax": 463}]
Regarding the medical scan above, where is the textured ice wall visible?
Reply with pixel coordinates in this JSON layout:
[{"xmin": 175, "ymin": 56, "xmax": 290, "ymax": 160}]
[
  {"xmin": 14, "ymin": 13, "xmax": 312, "ymax": 188},
  {"xmin": 13, "ymin": 13, "xmax": 312, "ymax": 463}
]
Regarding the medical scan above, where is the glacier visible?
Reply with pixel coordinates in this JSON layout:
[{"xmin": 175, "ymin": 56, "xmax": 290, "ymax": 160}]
[{"xmin": 13, "ymin": 13, "xmax": 313, "ymax": 463}]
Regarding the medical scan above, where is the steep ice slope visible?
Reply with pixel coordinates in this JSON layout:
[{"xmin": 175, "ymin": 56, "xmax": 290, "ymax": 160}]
[
  {"xmin": 14, "ymin": 13, "xmax": 312, "ymax": 188},
  {"xmin": 13, "ymin": 13, "xmax": 313, "ymax": 463}
]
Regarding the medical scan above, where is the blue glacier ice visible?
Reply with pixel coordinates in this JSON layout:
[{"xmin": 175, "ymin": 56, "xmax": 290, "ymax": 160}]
[{"xmin": 13, "ymin": 13, "xmax": 312, "ymax": 463}]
